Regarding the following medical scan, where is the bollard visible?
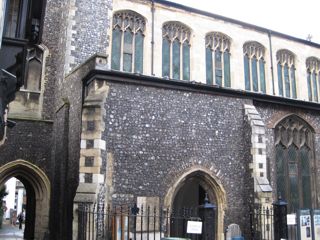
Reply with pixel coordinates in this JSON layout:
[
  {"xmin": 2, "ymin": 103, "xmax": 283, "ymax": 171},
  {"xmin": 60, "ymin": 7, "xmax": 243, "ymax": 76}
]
[{"xmin": 199, "ymin": 194, "xmax": 216, "ymax": 240}]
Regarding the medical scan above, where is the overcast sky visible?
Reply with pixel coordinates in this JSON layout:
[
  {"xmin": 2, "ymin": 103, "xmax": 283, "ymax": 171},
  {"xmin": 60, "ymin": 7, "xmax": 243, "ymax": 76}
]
[{"xmin": 170, "ymin": 0, "xmax": 320, "ymax": 44}]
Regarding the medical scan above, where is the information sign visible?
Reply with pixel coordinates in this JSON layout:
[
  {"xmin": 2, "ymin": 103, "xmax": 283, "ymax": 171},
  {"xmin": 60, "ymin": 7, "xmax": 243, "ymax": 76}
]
[
  {"xmin": 298, "ymin": 209, "xmax": 312, "ymax": 240},
  {"xmin": 287, "ymin": 214, "xmax": 296, "ymax": 225},
  {"xmin": 187, "ymin": 221, "xmax": 202, "ymax": 234},
  {"xmin": 312, "ymin": 209, "xmax": 320, "ymax": 240}
]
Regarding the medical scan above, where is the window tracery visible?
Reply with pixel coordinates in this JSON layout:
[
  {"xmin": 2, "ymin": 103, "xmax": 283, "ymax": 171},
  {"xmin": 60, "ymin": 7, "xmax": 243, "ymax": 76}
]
[
  {"xmin": 243, "ymin": 41, "xmax": 266, "ymax": 93},
  {"xmin": 275, "ymin": 116, "xmax": 314, "ymax": 213},
  {"xmin": 276, "ymin": 49, "xmax": 296, "ymax": 98},
  {"xmin": 205, "ymin": 32, "xmax": 231, "ymax": 87},
  {"xmin": 162, "ymin": 22, "xmax": 191, "ymax": 80},
  {"xmin": 111, "ymin": 10, "xmax": 145, "ymax": 73}
]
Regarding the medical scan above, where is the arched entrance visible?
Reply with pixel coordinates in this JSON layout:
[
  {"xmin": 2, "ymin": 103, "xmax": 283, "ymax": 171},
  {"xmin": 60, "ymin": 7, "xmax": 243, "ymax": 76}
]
[
  {"xmin": 164, "ymin": 168, "xmax": 226, "ymax": 240},
  {"xmin": 0, "ymin": 160, "xmax": 50, "ymax": 239}
]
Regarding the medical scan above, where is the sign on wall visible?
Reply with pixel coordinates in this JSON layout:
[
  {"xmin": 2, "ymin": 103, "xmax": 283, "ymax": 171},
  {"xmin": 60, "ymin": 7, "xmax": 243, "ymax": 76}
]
[
  {"xmin": 187, "ymin": 221, "xmax": 202, "ymax": 234},
  {"xmin": 298, "ymin": 209, "xmax": 312, "ymax": 240},
  {"xmin": 287, "ymin": 214, "xmax": 296, "ymax": 225}
]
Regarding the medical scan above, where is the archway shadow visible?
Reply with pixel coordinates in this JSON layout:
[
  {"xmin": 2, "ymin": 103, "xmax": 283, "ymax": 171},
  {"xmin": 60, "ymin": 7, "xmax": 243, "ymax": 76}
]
[
  {"xmin": 0, "ymin": 160, "xmax": 50, "ymax": 239},
  {"xmin": 164, "ymin": 168, "xmax": 226, "ymax": 240}
]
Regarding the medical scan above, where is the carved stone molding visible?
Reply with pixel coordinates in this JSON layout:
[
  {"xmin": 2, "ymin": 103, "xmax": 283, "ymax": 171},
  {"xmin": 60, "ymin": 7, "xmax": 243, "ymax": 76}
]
[
  {"xmin": 243, "ymin": 41, "xmax": 265, "ymax": 59},
  {"xmin": 113, "ymin": 10, "xmax": 146, "ymax": 34},
  {"xmin": 276, "ymin": 49, "xmax": 295, "ymax": 66},
  {"xmin": 162, "ymin": 21, "xmax": 191, "ymax": 43},
  {"xmin": 206, "ymin": 32, "xmax": 231, "ymax": 51}
]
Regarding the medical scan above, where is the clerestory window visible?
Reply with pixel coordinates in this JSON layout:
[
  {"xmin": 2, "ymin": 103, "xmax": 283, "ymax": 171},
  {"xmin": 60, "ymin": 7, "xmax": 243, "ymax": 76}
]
[
  {"xmin": 275, "ymin": 116, "xmax": 315, "ymax": 213},
  {"xmin": 276, "ymin": 49, "xmax": 297, "ymax": 98},
  {"xmin": 243, "ymin": 41, "xmax": 266, "ymax": 93},
  {"xmin": 205, "ymin": 32, "xmax": 231, "ymax": 87},
  {"xmin": 111, "ymin": 10, "xmax": 145, "ymax": 73},
  {"xmin": 306, "ymin": 57, "xmax": 320, "ymax": 102},
  {"xmin": 162, "ymin": 22, "xmax": 191, "ymax": 81}
]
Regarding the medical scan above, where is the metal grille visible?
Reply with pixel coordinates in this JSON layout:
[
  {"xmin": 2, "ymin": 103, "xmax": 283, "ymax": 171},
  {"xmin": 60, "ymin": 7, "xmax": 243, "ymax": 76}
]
[{"xmin": 77, "ymin": 203, "xmax": 207, "ymax": 240}]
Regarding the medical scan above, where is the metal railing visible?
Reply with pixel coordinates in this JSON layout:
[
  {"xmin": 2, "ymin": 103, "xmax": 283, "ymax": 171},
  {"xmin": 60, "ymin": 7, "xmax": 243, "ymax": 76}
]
[
  {"xmin": 250, "ymin": 206, "xmax": 298, "ymax": 240},
  {"xmin": 78, "ymin": 203, "xmax": 204, "ymax": 240}
]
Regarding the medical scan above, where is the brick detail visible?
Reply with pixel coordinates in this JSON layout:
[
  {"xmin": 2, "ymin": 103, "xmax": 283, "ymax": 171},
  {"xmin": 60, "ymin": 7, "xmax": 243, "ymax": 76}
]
[
  {"xmin": 85, "ymin": 157, "xmax": 94, "ymax": 167},
  {"xmin": 244, "ymin": 104, "xmax": 272, "ymax": 206},
  {"xmin": 78, "ymin": 80, "xmax": 109, "ymax": 186}
]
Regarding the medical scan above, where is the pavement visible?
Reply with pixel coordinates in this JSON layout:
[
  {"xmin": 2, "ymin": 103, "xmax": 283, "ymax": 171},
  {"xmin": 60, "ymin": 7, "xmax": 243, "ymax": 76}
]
[{"xmin": 0, "ymin": 220, "xmax": 24, "ymax": 239}]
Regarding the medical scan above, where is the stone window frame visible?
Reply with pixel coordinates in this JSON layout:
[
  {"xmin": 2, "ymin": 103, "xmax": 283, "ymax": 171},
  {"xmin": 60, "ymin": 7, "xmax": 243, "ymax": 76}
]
[
  {"xmin": 205, "ymin": 32, "xmax": 231, "ymax": 87},
  {"xmin": 111, "ymin": 10, "xmax": 146, "ymax": 73},
  {"xmin": 162, "ymin": 21, "xmax": 191, "ymax": 81},
  {"xmin": 306, "ymin": 57, "xmax": 320, "ymax": 102},
  {"xmin": 276, "ymin": 49, "xmax": 297, "ymax": 98},
  {"xmin": 243, "ymin": 41, "xmax": 266, "ymax": 93},
  {"xmin": 274, "ymin": 115, "xmax": 315, "ymax": 213}
]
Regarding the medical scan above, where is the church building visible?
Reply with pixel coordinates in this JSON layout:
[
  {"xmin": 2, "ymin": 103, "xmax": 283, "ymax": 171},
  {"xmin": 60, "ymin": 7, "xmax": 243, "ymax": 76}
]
[{"xmin": 0, "ymin": 0, "xmax": 319, "ymax": 239}]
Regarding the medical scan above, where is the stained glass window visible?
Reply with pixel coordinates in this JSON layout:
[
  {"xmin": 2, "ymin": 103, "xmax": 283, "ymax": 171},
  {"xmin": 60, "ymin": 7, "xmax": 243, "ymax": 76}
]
[
  {"xmin": 205, "ymin": 32, "xmax": 231, "ymax": 87},
  {"xmin": 259, "ymin": 58, "xmax": 266, "ymax": 93},
  {"xmin": 251, "ymin": 57, "xmax": 258, "ymax": 92},
  {"xmin": 215, "ymin": 50, "xmax": 222, "ymax": 86},
  {"xmin": 183, "ymin": 42, "xmax": 190, "ymax": 81},
  {"xmin": 284, "ymin": 64, "xmax": 290, "ymax": 97},
  {"xmin": 276, "ymin": 50, "xmax": 296, "ymax": 98},
  {"xmin": 111, "ymin": 28, "xmax": 121, "ymax": 70},
  {"xmin": 162, "ymin": 22, "xmax": 191, "ymax": 80},
  {"xmin": 291, "ymin": 66, "xmax": 296, "ymax": 99},
  {"xmin": 243, "ymin": 41, "xmax": 266, "ymax": 93},
  {"xmin": 224, "ymin": 51, "xmax": 231, "ymax": 87},
  {"xmin": 275, "ymin": 116, "xmax": 314, "ymax": 213},
  {"xmin": 172, "ymin": 39, "xmax": 181, "ymax": 80},
  {"xmin": 123, "ymin": 31, "xmax": 133, "ymax": 72},
  {"xmin": 307, "ymin": 72, "xmax": 312, "ymax": 101},
  {"xmin": 206, "ymin": 48, "xmax": 213, "ymax": 85},
  {"xmin": 306, "ymin": 57, "xmax": 320, "ymax": 102},
  {"xmin": 162, "ymin": 38, "xmax": 170, "ymax": 77},
  {"xmin": 111, "ymin": 11, "xmax": 145, "ymax": 73},
  {"xmin": 277, "ymin": 63, "xmax": 283, "ymax": 96},
  {"xmin": 244, "ymin": 55, "xmax": 250, "ymax": 91},
  {"xmin": 312, "ymin": 72, "xmax": 318, "ymax": 102},
  {"xmin": 134, "ymin": 32, "xmax": 144, "ymax": 73}
]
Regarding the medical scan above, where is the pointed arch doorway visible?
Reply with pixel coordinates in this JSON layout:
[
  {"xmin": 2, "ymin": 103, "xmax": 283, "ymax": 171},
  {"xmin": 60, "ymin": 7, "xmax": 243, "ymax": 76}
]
[
  {"xmin": 164, "ymin": 168, "xmax": 226, "ymax": 240},
  {"xmin": 0, "ymin": 160, "xmax": 50, "ymax": 239}
]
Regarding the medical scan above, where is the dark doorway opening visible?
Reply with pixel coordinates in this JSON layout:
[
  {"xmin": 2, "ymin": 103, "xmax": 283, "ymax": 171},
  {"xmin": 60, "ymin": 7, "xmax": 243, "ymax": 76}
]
[{"xmin": 170, "ymin": 176, "xmax": 217, "ymax": 238}]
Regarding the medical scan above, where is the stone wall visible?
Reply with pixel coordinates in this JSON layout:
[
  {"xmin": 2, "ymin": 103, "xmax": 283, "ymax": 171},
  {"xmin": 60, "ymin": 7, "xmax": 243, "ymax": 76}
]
[
  {"xmin": 101, "ymin": 80, "xmax": 254, "ymax": 236},
  {"xmin": 0, "ymin": 119, "xmax": 53, "ymax": 172}
]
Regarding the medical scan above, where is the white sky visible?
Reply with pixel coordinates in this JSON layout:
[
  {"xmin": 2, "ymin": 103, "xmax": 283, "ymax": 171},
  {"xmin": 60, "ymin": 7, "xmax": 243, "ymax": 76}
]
[{"xmin": 170, "ymin": 0, "xmax": 320, "ymax": 44}]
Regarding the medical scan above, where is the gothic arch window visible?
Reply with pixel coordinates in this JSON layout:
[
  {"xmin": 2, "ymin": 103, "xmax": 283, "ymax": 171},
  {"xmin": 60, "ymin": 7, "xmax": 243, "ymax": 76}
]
[
  {"xmin": 306, "ymin": 57, "xmax": 320, "ymax": 102},
  {"xmin": 205, "ymin": 32, "xmax": 231, "ymax": 87},
  {"xmin": 111, "ymin": 10, "xmax": 145, "ymax": 73},
  {"xmin": 162, "ymin": 21, "xmax": 191, "ymax": 80},
  {"xmin": 276, "ymin": 49, "xmax": 297, "ymax": 98},
  {"xmin": 243, "ymin": 41, "xmax": 266, "ymax": 93},
  {"xmin": 275, "ymin": 116, "xmax": 315, "ymax": 213}
]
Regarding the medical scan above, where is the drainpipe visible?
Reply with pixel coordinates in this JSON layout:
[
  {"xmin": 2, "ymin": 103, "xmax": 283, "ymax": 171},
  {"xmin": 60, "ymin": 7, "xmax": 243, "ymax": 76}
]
[
  {"xmin": 268, "ymin": 31, "xmax": 275, "ymax": 95},
  {"xmin": 151, "ymin": 0, "xmax": 155, "ymax": 75}
]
